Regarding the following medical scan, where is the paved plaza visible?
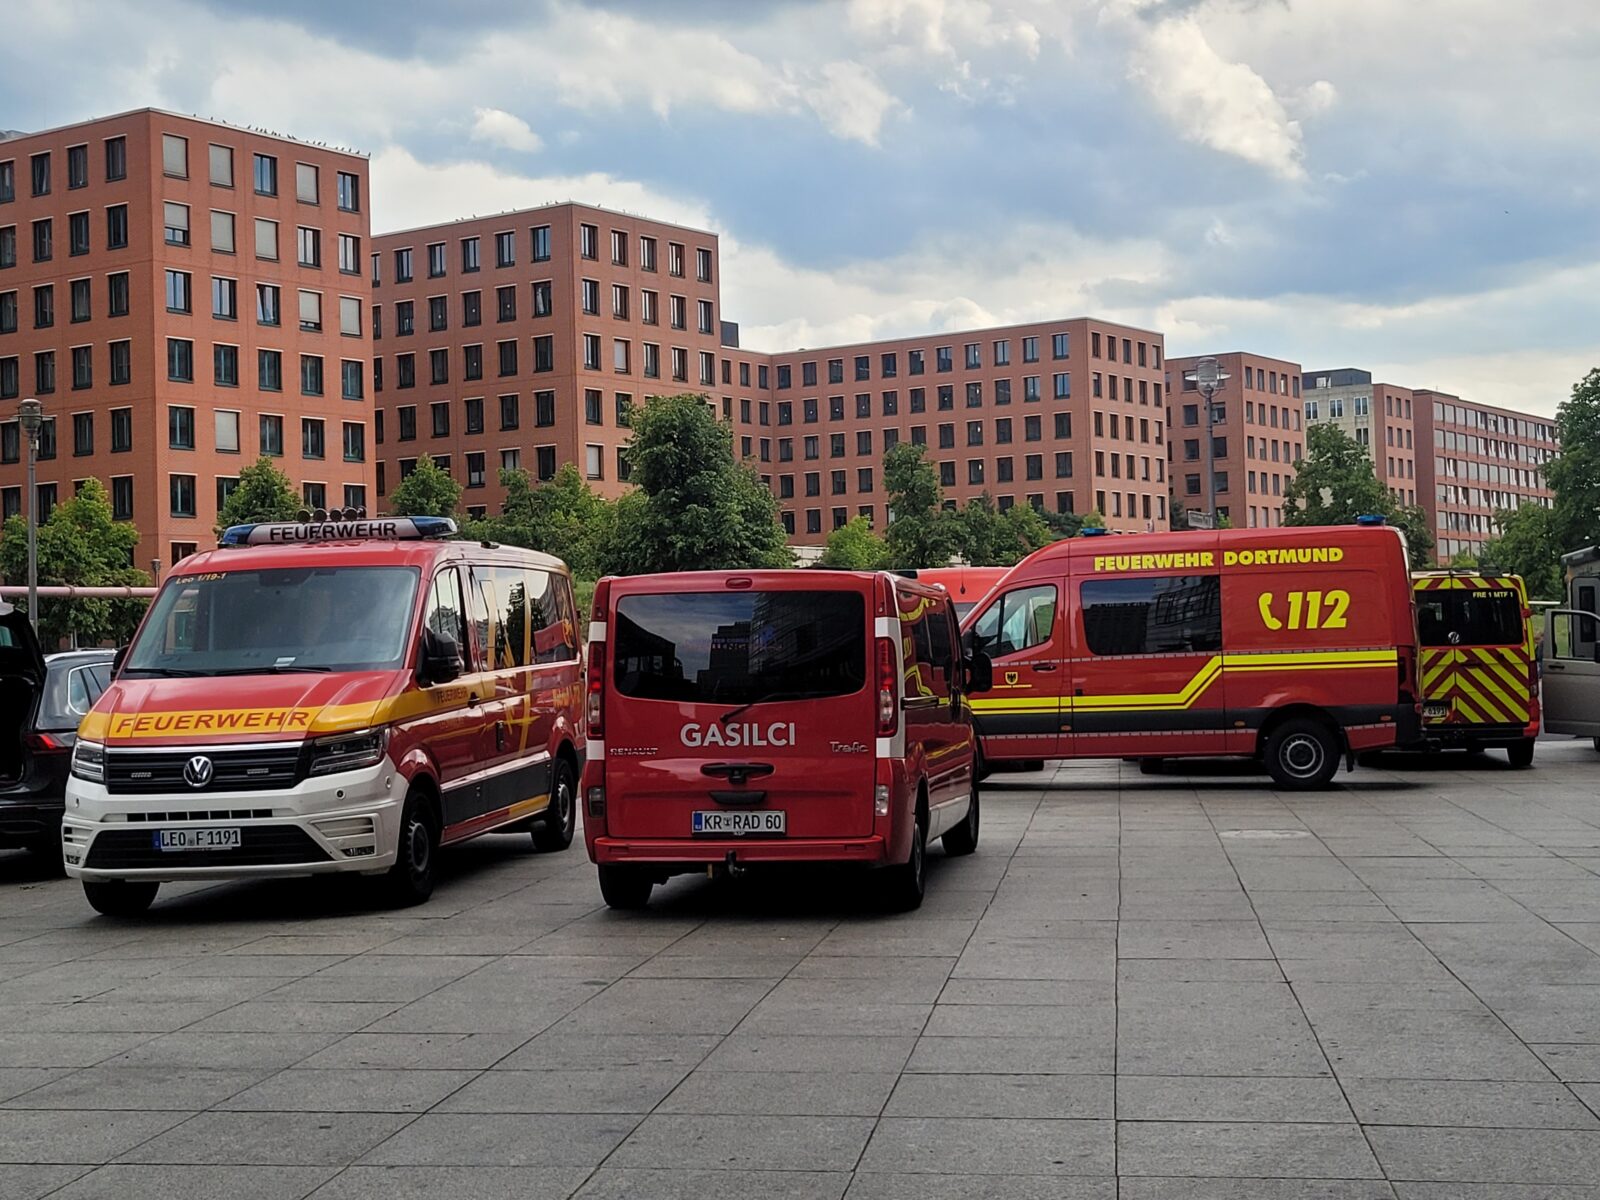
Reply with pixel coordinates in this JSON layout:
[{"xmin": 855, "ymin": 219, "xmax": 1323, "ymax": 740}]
[{"xmin": 3, "ymin": 740, "xmax": 1600, "ymax": 1197}]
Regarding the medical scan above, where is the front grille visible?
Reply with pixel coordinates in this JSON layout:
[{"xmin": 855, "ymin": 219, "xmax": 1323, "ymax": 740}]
[
  {"xmin": 124, "ymin": 809, "xmax": 277, "ymax": 822},
  {"xmin": 84, "ymin": 825, "xmax": 332, "ymax": 870},
  {"xmin": 105, "ymin": 745, "xmax": 305, "ymax": 795}
]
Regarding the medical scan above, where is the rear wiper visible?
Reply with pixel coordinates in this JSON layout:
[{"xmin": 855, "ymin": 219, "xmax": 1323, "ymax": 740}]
[
  {"xmin": 119, "ymin": 666, "xmax": 209, "ymax": 677},
  {"xmin": 718, "ymin": 689, "xmax": 833, "ymax": 725}
]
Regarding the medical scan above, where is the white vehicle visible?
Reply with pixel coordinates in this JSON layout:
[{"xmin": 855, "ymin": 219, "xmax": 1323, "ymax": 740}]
[{"xmin": 1542, "ymin": 546, "xmax": 1600, "ymax": 750}]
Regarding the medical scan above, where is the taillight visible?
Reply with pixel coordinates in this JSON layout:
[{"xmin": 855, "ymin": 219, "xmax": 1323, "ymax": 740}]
[
  {"xmin": 25, "ymin": 732, "xmax": 66, "ymax": 754},
  {"xmin": 587, "ymin": 641, "xmax": 606, "ymax": 738},
  {"xmin": 876, "ymin": 636, "xmax": 898, "ymax": 736}
]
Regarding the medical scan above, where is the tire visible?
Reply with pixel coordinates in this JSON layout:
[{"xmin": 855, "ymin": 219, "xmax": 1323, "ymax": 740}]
[
  {"xmin": 1506, "ymin": 738, "xmax": 1536, "ymax": 768},
  {"xmin": 531, "ymin": 757, "xmax": 577, "ymax": 852},
  {"xmin": 597, "ymin": 865, "xmax": 653, "ymax": 910},
  {"xmin": 880, "ymin": 808, "xmax": 927, "ymax": 912},
  {"xmin": 1263, "ymin": 717, "xmax": 1341, "ymax": 790},
  {"xmin": 942, "ymin": 782, "xmax": 980, "ymax": 857},
  {"xmin": 382, "ymin": 789, "xmax": 439, "ymax": 907},
  {"xmin": 1138, "ymin": 758, "xmax": 1164, "ymax": 775},
  {"xmin": 82, "ymin": 879, "xmax": 158, "ymax": 917},
  {"xmin": 1592, "ymin": 737, "xmax": 1600, "ymax": 754},
  {"xmin": 973, "ymin": 742, "xmax": 991, "ymax": 784},
  {"xmin": 1021, "ymin": 760, "xmax": 1046, "ymax": 773}
]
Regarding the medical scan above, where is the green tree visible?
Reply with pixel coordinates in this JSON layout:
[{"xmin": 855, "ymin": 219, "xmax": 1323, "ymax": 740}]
[
  {"xmin": 951, "ymin": 494, "xmax": 1054, "ymax": 565},
  {"xmin": 818, "ymin": 516, "xmax": 889, "ymax": 569},
  {"xmin": 883, "ymin": 442, "xmax": 955, "ymax": 568},
  {"xmin": 1480, "ymin": 504, "xmax": 1564, "ymax": 599},
  {"xmin": 468, "ymin": 465, "xmax": 613, "ymax": 579},
  {"xmin": 387, "ymin": 455, "xmax": 462, "ymax": 519},
  {"xmin": 1282, "ymin": 424, "xmax": 1434, "ymax": 567},
  {"xmin": 599, "ymin": 394, "xmax": 791, "ymax": 574},
  {"xmin": 1547, "ymin": 367, "xmax": 1600, "ymax": 552},
  {"xmin": 215, "ymin": 457, "xmax": 302, "ymax": 537},
  {"xmin": 0, "ymin": 479, "xmax": 149, "ymax": 646}
]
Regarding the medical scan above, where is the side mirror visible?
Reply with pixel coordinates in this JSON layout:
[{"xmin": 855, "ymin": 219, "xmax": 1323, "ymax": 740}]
[
  {"xmin": 421, "ymin": 631, "xmax": 462, "ymax": 685},
  {"xmin": 965, "ymin": 651, "xmax": 994, "ymax": 695},
  {"xmin": 111, "ymin": 646, "xmax": 127, "ymax": 676}
]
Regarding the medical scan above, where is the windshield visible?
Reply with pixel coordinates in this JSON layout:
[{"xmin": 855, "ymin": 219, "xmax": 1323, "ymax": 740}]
[
  {"xmin": 614, "ymin": 590, "xmax": 866, "ymax": 705},
  {"xmin": 954, "ymin": 602, "xmax": 978, "ymax": 620},
  {"xmin": 125, "ymin": 566, "xmax": 422, "ymax": 675},
  {"xmin": 1416, "ymin": 587, "xmax": 1523, "ymax": 647}
]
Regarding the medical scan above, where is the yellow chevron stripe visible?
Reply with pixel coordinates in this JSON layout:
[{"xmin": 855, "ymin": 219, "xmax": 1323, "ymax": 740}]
[
  {"xmin": 1073, "ymin": 657, "xmax": 1224, "ymax": 711},
  {"xmin": 1465, "ymin": 667, "xmax": 1528, "ymax": 723},
  {"xmin": 1454, "ymin": 673, "xmax": 1509, "ymax": 724}
]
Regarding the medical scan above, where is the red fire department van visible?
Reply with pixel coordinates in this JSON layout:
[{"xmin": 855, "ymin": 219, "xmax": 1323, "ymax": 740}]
[
  {"xmin": 961, "ymin": 523, "xmax": 1421, "ymax": 788},
  {"xmin": 896, "ymin": 566, "xmax": 1009, "ymax": 620},
  {"xmin": 581, "ymin": 570, "xmax": 992, "ymax": 911},
  {"xmin": 63, "ymin": 516, "xmax": 584, "ymax": 916}
]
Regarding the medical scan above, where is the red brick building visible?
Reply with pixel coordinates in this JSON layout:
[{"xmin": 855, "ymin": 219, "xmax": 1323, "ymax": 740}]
[
  {"xmin": 1300, "ymin": 368, "xmax": 1420, "ymax": 509},
  {"xmin": 1163, "ymin": 353, "xmax": 1304, "ymax": 529},
  {"xmin": 1415, "ymin": 389, "xmax": 1558, "ymax": 562},
  {"xmin": 0, "ymin": 110, "xmax": 372, "ymax": 571}
]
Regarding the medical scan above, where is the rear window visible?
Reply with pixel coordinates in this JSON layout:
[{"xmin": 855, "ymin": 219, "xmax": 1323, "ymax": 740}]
[
  {"xmin": 614, "ymin": 590, "xmax": 866, "ymax": 705},
  {"xmin": 38, "ymin": 660, "xmax": 111, "ymax": 731},
  {"xmin": 1417, "ymin": 588, "xmax": 1522, "ymax": 647}
]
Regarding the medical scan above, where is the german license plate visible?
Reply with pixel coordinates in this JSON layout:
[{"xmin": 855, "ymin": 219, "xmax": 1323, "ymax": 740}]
[
  {"xmin": 153, "ymin": 826, "xmax": 242, "ymax": 852},
  {"xmin": 1423, "ymin": 703, "xmax": 1449, "ymax": 720},
  {"xmin": 692, "ymin": 810, "xmax": 785, "ymax": 836}
]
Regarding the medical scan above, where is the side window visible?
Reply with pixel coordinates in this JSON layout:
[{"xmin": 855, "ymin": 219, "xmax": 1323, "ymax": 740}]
[
  {"xmin": 424, "ymin": 568, "xmax": 468, "ymax": 657},
  {"xmin": 1080, "ymin": 575, "xmax": 1220, "ymax": 656},
  {"xmin": 971, "ymin": 584, "xmax": 1057, "ymax": 658},
  {"xmin": 927, "ymin": 602, "xmax": 954, "ymax": 686},
  {"xmin": 529, "ymin": 569, "xmax": 579, "ymax": 663},
  {"xmin": 465, "ymin": 569, "xmax": 493, "ymax": 671},
  {"xmin": 488, "ymin": 566, "xmax": 527, "ymax": 667},
  {"xmin": 65, "ymin": 666, "xmax": 96, "ymax": 715}
]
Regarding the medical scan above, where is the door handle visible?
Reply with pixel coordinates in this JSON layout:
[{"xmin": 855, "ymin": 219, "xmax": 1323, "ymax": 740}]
[
  {"xmin": 1031, "ymin": 663, "xmax": 1058, "ymax": 673},
  {"xmin": 495, "ymin": 720, "xmax": 508, "ymax": 751},
  {"xmin": 1547, "ymin": 662, "xmax": 1566, "ymax": 671}
]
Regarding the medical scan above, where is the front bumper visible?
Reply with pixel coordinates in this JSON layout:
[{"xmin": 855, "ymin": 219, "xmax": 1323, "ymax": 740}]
[
  {"xmin": 62, "ymin": 758, "xmax": 403, "ymax": 882},
  {"xmin": 590, "ymin": 834, "xmax": 889, "ymax": 869}
]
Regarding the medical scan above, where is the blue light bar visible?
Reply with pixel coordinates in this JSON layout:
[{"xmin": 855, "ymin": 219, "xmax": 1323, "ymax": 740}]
[
  {"xmin": 1078, "ymin": 526, "xmax": 1110, "ymax": 537},
  {"xmin": 221, "ymin": 516, "xmax": 458, "ymax": 546},
  {"xmin": 1355, "ymin": 514, "xmax": 1387, "ymax": 526}
]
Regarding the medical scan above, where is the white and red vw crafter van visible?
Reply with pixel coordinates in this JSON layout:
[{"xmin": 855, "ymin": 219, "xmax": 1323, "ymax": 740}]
[{"xmin": 581, "ymin": 570, "xmax": 994, "ymax": 910}]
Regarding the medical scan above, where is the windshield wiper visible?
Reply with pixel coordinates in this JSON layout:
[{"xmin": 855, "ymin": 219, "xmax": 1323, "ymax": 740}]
[
  {"xmin": 226, "ymin": 665, "xmax": 335, "ymax": 674},
  {"xmin": 718, "ymin": 689, "xmax": 834, "ymax": 725},
  {"xmin": 119, "ymin": 666, "xmax": 210, "ymax": 677}
]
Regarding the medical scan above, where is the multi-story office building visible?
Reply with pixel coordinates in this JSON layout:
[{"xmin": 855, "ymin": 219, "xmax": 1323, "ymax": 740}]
[
  {"xmin": 1415, "ymin": 389, "xmax": 1558, "ymax": 562},
  {"xmin": 0, "ymin": 110, "xmax": 372, "ymax": 569},
  {"xmin": 370, "ymin": 204, "xmax": 727, "ymax": 517},
  {"xmin": 1300, "ymin": 368, "xmax": 1420, "ymax": 508},
  {"xmin": 1163, "ymin": 353, "xmax": 1304, "ymax": 529},
  {"xmin": 761, "ymin": 320, "xmax": 1169, "ymax": 541}
]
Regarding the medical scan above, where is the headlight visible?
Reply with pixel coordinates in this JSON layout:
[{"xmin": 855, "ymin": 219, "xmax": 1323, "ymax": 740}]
[
  {"xmin": 70, "ymin": 740, "xmax": 105, "ymax": 784},
  {"xmin": 308, "ymin": 727, "xmax": 389, "ymax": 777}
]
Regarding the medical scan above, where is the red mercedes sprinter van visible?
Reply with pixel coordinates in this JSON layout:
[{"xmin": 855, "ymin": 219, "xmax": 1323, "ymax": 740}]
[{"xmin": 581, "ymin": 570, "xmax": 992, "ymax": 910}]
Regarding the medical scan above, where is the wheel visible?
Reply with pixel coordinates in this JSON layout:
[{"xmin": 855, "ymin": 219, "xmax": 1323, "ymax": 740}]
[
  {"xmin": 82, "ymin": 879, "xmax": 158, "ymax": 917},
  {"xmin": 531, "ymin": 757, "xmax": 577, "ymax": 852},
  {"xmin": 880, "ymin": 808, "xmax": 927, "ymax": 912},
  {"xmin": 1506, "ymin": 738, "xmax": 1536, "ymax": 768},
  {"xmin": 597, "ymin": 865, "xmax": 653, "ymax": 910},
  {"xmin": 1021, "ymin": 760, "xmax": 1045, "ymax": 773},
  {"xmin": 1263, "ymin": 717, "xmax": 1341, "ymax": 790},
  {"xmin": 973, "ymin": 742, "xmax": 991, "ymax": 784},
  {"xmin": 382, "ymin": 790, "xmax": 438, "ymax": 907},
  {"xmin": 942, "ymin": 783, "xmax": 980, "ymax": 857},
  {"xmin": 1138, "ymin": 758, "xmax": 1164, "ymax": 775}
]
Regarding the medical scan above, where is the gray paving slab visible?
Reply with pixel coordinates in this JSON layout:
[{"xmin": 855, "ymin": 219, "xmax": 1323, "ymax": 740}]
[
  {"xmin": 437, "ymin": 1065, "xmax": 688, "ymax": 1113},
  {"xmin": 0, "ymin": 1164, "xmax": 94, "ymax": 1200},
  {"xmin": 1118, "ymin": 1120, "xmax": 1385, "ymax": 1179},
  {"xmin": 358, "ymin": 1112, "xmax": 638, "ymax": 1167},
  {"xmin": 120, "ymin": 1110, "xmax": 414, "ymax": 1165},
  {"xmin": 218, "ymin": 1067, "xmax": 480, "ymax": 1113},
  {"xmin": 1344, "ymin": 1077, "xmax": 1600, "ymax": 1128},
  {"xmin": 607, "ymin": 1113, "xmax": 876, "ymax": 1171},
  {"xmin": 844, "ymin": 1176, "xmax": 1116, "ymax": 1200},
  {"xmin": 659, "ymin": 1069, "xmax": 900, "ymax": 1116},
  {"xmin": 49, "ymin": 1164, "xmax": 339, "ymax": 1199},
  {"xmin": 306, "ymin": 1165, "xmax": 592, "ymax": 1199},
  {"xmin": 1367, "ymin": 1125, "xmax": 1600, "ymax": 1184},
  {"xmin": 1116, "ymin": 1074, "xmax": 1354, "ymax": 1122},
  {"xmin": 575, "ymin": 1168, "xmax": 849, "ymax": 1199},
  {"xmin": 1119, "ymin": 1182, "xmax": 1397, "ymax": 1199},
  {"xmin": 5, "ymin": 1065, "xmax": 271, "ymax": 1110},
  {"xmin": 0, "ymin": 1108, "xmax": 189, "ymax": 1163},
  {"xmin": 885, "ymin": 1071, "xmax": 1112, "ymax": 1118}
]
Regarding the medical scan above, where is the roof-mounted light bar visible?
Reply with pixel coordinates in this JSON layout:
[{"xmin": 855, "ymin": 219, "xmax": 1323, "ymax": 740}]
[{"xmin": 220, "ymin": 514, "xmax": 458, "ymax": 547}]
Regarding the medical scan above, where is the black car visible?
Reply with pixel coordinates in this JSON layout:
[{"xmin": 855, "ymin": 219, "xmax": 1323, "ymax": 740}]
[{"xmin": 0, "ymin": 607, "xmax": 113, "ymax": 860}]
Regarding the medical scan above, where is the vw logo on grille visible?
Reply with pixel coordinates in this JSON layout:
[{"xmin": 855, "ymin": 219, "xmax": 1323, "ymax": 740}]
[{"xmin": 182, "ymin": 755, "xmax": 215, "ymax": 789}]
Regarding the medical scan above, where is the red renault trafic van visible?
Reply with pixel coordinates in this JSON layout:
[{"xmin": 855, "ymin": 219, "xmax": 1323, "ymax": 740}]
[{"xmin": 581, "ymin": 570, "xmax": 992, "ymax": 910}]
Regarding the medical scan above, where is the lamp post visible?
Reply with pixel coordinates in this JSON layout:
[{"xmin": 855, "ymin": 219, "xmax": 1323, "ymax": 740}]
[
  {"xmin": 16, "ymin": 399, "xmax": 43, "ymax": 633},
  {"xmin": 1189, "ymin": 357, "xmax": 1230, "ymax": 529}
]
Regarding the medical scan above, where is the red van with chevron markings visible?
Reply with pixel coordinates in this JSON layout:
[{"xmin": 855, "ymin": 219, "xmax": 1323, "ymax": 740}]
[
  {"xmin": 960, "ymin": 523, "xmax": 1421, "ymax": 789},
  {"xmin": 582, "ymin": 570, "xmax": 993, "ymax": 911}
]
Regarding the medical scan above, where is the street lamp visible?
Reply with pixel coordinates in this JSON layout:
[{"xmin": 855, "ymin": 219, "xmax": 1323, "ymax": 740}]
[
  {"xmin": 1187, "ymin": 357, "xmax": 1230, "ymax": 529},
  {"xmin": 16, "ymin": 398, "xmax": 43, "ymax": 634}
]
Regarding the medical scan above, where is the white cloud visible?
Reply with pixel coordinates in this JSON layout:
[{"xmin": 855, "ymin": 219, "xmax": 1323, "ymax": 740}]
[
  {"xmin": 469, "ymin": 107, "xmax": 542, "ymax": 153},
  {"xmin": 800, "ymin": 61, "xmax": 904, "ymax": 145},
  {"xmin": 1123, "ymin": 10, "xmax": 1307, "ymax": 181}
]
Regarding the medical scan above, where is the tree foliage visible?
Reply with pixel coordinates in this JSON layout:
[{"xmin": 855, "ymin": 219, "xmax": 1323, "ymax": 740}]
[
  {"xmin": 0, "ymin": 479, "xmax": 150, "ymax": 646},
  {"xmin": 883, "ymin": 443, "xmax": 955, "ymax": 568},
  {"xmin": 1480, "ymin": 504, "xmax": 1564, "ymax": 599},
  {"xmin": 599, "ymin": 394, "xmax": 791, "ymax": 574},
  {"xmin": 387, "ymin": 455, "xmax": 463, "ymax": 519},
  {"xmin": 818, "ymin": 516, "xmax": 889, "ymax": 570},
  {"xmin": 215, "ymin": 457, "xmax": 302, "ymax": 537},
  {"xmin": 1282, "ymin": 423, "xmax": 1434, "ymax": 567},
  {"xmin": 952, "ymin": 494, "xmax": 1055, "ymax": 567},
  {"xmin": 1547, "ymin": 367, "xmax": 1600, "ymax": 553},
  {"xmin": 466, "ymin": 465, "xmax": 613, "ymax": 579}
]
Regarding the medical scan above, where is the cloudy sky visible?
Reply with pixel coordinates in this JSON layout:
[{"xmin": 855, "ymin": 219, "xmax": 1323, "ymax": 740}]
[{"xmin": 5, "ymin": 0, "xmax": 1596, "ymax": 415}]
